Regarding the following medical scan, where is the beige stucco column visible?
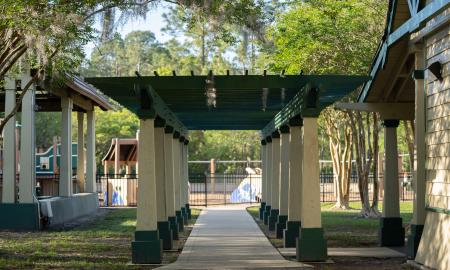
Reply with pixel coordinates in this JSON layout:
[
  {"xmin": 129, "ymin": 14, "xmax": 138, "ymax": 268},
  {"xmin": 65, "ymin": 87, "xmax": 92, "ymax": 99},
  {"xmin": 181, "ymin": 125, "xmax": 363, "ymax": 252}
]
[
  {"xmin": 263, "ymin": 137, "xmax": 273, "ymax": 225},
  {"xmin": 259, "ymin": 140, "xmax": 267, "ymax": 220},
  {"xmin": 86, "ymin": 110, "xmax": 96, "ymax": 193},
  {"xmin": 77, "ymin": 112, "xmax": 85, "ymax": 193},
  {"xmin": 179, "ymin": 138, "xmax": 188, "ymax": 223},
  {"xmin": 276, "ymin": 125, "xmax": 290, "ymax": 238},
  {"xmin": 132, "ymin": 117, "xmax": 162, "ymax": 264},
  {"xmin": 183, "ymin": 140, "xmax": 191, "ymax": 218},
  {"xmin": 154, "ymin": 119, "xmax": 173, "ymax": 250},
  {"xmin": 172, "ymin": 133, "xmax": 184, "ymax": 230},
  {"xmin": 2, "ymin": 79, "xmax": 17, "ymax": 203},
  {"xmin": 379, "ymin": 119, "xmax": 404, "ymax": 246},
  {"xmin": 268, "ymin": 131, "xmax": 281, "ymax": 231},
  {"xmin": 60, "ymin": 96, "xmax": 73, "ymax": 197},
  {"xmin": 297, "ymin": 117, "xmax": 327, "ymax": 261},
  {"xmin": 284, "ymin": 119, "xmax": 303, "ymax": 247},
  {"xmin": 155, "ymin": 122, "xmax": 167, "ymax": 222},
  {"xmin": 407, "ymin": 50, "xmax": 426, "ymax": 258},
  {"xmin": 164, "ymin": 126, "xmax": 179, "ymax": 239},
  {"xmin": 164, "ymin": 127, "xmax": 176, "ymax": 218},
  {"xmin": 18, "ymin": 78, "xmax": 36, "ymax": 203}
]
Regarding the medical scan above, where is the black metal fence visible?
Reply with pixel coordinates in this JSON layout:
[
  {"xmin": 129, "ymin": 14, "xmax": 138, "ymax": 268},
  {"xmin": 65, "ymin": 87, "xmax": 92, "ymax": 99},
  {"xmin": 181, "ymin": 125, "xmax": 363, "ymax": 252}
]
[
  {"xmin": 0, "ymin": 172, "xmax": 414, "ymax": 207},
  {"xmin": 319, "ymin": 173, "xmax": 414, "ymax": 202},
  {"xmin": 96, "ymin": 174, "xmax": 138, "ymax": 207},
  {"xmin": 189, "ymin": 173, "xmax": 262, "ymax": 206}
]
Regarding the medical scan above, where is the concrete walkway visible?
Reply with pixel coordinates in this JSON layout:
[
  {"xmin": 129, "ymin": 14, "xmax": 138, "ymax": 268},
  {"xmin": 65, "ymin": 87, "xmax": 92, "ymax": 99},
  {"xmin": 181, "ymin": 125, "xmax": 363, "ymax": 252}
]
[{"xmin": 159, "ymin": 204, "xmax": 309, "ymax": 269}]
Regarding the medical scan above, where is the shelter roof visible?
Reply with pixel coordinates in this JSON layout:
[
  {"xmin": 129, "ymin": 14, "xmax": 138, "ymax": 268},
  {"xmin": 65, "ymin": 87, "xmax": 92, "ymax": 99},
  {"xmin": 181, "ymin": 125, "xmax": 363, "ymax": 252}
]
[
  {"xmin": 358, "ymin": 0, "xmax": 449, "ymax": 103},
  {"xmin": 102, "ymin": 138, "xmax": 138, "ymax": 163},
  {"xmin": 1, "ymin": 74, "xmax": 113, "ymax": 112},
  {"xmin": 87, "ymin": 74, "xmax": 368, "ymax": 136}
]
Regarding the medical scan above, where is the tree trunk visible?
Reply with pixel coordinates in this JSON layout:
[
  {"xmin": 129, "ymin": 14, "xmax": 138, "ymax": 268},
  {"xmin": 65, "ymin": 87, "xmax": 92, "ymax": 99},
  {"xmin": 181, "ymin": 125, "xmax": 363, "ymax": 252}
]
[
  {"xmin": 348, "ymin": 111, "xmax": 380, "ymax": 218},
  {"xmin": 404, "ymin": 120, "xmax": 415, "ymax": 172},
  {"xmin": 323, "ymin": 110, "xmax": 352, "ymax": 210}
]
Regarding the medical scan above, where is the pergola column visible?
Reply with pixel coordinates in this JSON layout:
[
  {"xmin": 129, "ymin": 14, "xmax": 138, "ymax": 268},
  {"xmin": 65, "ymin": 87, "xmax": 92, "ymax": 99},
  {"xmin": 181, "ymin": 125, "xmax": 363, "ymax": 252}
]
[
  {"xmin": 179, "ymin": 137, "xmax": 188, "ymax": 224},
  {"xmin": 60, "ymin": 96, "xmax": 73, "ymax": 197},
  {"xmin": 18, "ymin": 79, "xmax": 36, "ymax": 203},
  {"xmin": 2, "ymin": 80, "xmax": 17, "ymax": 203},
  {"xmin": 164, "ymin": 126, "xmax": 179, "ymax": 240},
  {"xmin": 173, "ymin": 132, "xmax": 184, "ymax": 232},
  {"xmin": 268, "ymin": 131, "xmax": 281, "ymax": 231},
  {"xmin": 77, "ymin": 112, "xmax": 85, "ymax": 193},
  {"xmin": 263, "ymin": 137, "xmax": 273, "ymax": 225},
  {"xmin": 259, "ymin": 140, "xmax": 267, "ymax": 220},
  {"xmin": 184, "ymin": 140, "xmax": 191, "ymax": 219},
  {"xmin": 380, "ymin": 120, "xmax": 404, "ymax": 246},
  {"xmin": 85, "ymin": 110, "xmax": 96, "ymax": 193},
  {"xmin": 284, "ymin": 119, "xmax": 303, "ymax": 247},
  {"xmin": 132, "ymin": 118, "xmax": 162, "ymax": 264},
  {"xmin": 407, "ymin": 51, "xmax": 426, "ymax": 258},
  {"xmin": 297, "ymin": 117, "xmax": 327, "ymax": 261},
  {"xmin": 276, "ymin": 125, "xmax": 290, "ymax": 238},
  {"xmin": 154, "ymin": 119, "xmax": 173, "ymax": 250}
]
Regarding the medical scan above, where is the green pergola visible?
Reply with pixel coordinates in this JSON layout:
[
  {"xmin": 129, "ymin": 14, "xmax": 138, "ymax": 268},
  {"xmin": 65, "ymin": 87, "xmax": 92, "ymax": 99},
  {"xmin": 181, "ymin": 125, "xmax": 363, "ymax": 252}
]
[{"xmin": 86, "ymin": 74, "xmax": 369, "ymax": 136}]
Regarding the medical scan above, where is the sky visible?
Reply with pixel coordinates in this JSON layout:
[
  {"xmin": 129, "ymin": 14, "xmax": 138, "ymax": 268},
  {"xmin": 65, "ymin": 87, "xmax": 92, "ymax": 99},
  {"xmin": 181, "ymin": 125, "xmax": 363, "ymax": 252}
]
[{"xmin": 84, "ymin": 4, "xmax": 174, "ymax": 58}]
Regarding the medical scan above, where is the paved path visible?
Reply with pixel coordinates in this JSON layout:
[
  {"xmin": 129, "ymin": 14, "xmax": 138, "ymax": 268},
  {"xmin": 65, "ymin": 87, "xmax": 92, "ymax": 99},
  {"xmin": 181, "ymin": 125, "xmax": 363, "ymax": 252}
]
[{"xmin": 160, "ymin": 204, "xmax": 309, "ymax": 269}]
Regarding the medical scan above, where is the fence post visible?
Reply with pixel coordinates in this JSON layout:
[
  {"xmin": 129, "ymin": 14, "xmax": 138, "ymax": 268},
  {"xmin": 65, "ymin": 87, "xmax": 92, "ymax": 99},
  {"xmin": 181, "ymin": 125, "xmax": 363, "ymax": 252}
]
[
  {"xmin": 223, "ymin": 175, "xmax": 226, "ymax": 205},
  {"xmin": 205, "ymin": 174, "xmax": 208, "ymax": 207}
]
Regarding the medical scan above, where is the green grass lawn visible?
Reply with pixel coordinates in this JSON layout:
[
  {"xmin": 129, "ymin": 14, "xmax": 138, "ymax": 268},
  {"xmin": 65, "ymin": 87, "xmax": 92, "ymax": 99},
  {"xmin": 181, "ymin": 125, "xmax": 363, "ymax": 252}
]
[
  {"xmin": 247, "ymin": 202, "xmax": 413, "ymax": 248},
  {"xmin": 0, "ymin": 208, "xmax": 201, "ymax": 270}
]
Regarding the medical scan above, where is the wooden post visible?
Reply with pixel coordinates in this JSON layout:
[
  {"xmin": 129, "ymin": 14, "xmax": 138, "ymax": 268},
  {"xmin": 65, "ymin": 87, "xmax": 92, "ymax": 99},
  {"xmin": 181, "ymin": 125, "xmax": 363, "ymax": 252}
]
[
  {"xmin": 18, "ymin": 76, "xmax": 36, "ymax": 203},
  {"xmin": 379, "ymin": 120, "xmax": 404, "ymax": 246},
  {"xmin": 77, "ymin": 112, "xmax": 85, "ymax": 193},
  {"xmin": 2, "ymin": 79, "xmax": 17, "ymax": 203},
  {"xmin": 407, "ymin": 49, "xmax": 426, "ymax": 258},
  {"xmin": 60, "ymin": 96, "xmax": 73, "ymax": 197}
]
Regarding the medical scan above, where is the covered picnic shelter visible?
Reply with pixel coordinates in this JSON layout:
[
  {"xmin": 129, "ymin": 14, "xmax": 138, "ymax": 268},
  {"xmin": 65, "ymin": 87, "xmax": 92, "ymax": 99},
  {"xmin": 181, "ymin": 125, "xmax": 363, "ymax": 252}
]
[{"xmin": 87, "ymin": 73, "xmax": 369, "ymax": 263}]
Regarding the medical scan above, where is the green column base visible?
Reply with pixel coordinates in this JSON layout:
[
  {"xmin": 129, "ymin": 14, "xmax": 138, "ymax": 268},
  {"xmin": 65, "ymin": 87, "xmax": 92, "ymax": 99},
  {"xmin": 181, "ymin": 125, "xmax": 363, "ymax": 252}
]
[
  {"xmin": 157, "ymin": 221, "xmax": 173, "ymax": 250},
  {"xmin": 407, "ymin": 224, "xmax": 424, "ymax": 259},
  {"xmin": 284, "ymin": 221, "xmax": 301, "ymax": 248},
  {"xmin": 185, "ymin": 204, "xmax": 191, "ymax": 219},
  {"xmin": 168, "ymin": 216, "xmax": 179, "ymax": 240},
  {"xmin": 176, "ymin": 210, "xmax": 184, "ymax": 232},
  {"xmin": 181, "ymin": 207, "xmax": 188, "ymax": 224},
  {"xmin": 132, "ymin": 230, "xmax": 162, "ymax": 264},
  {"xmin": 378, "ymin": 217, "xmax": 405, "ymax": 247},
  {"xmin": 275, "ymin": 215, "xmax": 288, "ymax": 239},
  {"xmin": 0, "ymin": 203, "xmax": 40, "ymax": 230},
  {"xmin": 259, "ymin": 202, "xmax": 266, "ymax": 220},
  {"xmin": 296, "ymin": 228, "xmax": 327, "ymax": 262},
  {"xmin": 268, "ymin": 209, "xmax": 279, "ymax": 231},
  {"xmin": 263, "ymin": 205, "xmax": 271, "ymax": 225}
]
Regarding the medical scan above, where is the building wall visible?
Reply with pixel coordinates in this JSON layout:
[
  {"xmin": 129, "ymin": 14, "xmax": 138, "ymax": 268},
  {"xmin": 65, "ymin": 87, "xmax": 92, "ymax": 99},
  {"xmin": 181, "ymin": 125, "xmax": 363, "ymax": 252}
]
[{"xmin": 415, "ymin": 7, "xmax": 450, "ymax": 270}]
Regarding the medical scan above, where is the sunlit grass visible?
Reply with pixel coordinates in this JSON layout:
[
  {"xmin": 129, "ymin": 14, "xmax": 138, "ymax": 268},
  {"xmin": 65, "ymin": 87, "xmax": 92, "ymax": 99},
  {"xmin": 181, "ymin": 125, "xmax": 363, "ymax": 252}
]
[
  {"xmin": 0, "ymin": 207, "xmax": 201, "ymax": 269},
  {"xmin": 247, "ymin": 201, "xmax": 413, "ymax": 247}
]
